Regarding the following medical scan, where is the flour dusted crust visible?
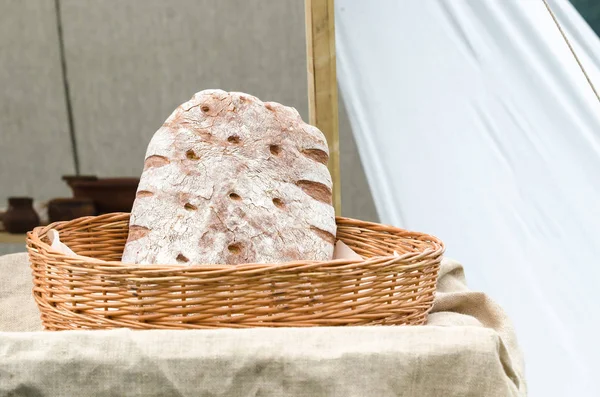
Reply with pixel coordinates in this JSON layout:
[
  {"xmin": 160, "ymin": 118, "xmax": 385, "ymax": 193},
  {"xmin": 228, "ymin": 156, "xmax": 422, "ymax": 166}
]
[{"xmin": 121, "ymin": 89, "xmax": 336, "ymax": 265}]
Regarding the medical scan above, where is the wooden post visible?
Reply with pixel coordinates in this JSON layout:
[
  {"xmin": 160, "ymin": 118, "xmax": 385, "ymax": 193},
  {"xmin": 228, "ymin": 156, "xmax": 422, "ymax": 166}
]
[{"xmin": 305, "ymin": 0, "xmax": 341, "ymax": 216}]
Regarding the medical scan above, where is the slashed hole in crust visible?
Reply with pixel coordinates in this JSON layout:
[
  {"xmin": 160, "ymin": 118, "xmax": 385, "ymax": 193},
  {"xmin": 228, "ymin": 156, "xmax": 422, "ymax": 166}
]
[
  {"xmin": 272, "ymin": 198, "xmax": 285, "ymax": 209},
  {"xmin": 184, "ymin": 203, "xmax": 197, "ymax": 211},
  {"xmin": 310, "ymin": 226, "xmax": 336, "ymax": 245},
  {"xmin": 265, "ymin": 103, "xmax": 275, "ymax": 111},
  {"xmin": 128, "ymin": 225, "xmax": 150, "ymax": 242},
  {"xmin": 176, "ymin": 253, "xmax": 189, "ymax": 263},
  {"xmin": 186, "ymin": 149, "xmax": 199, "ymax": 160},
  {"xmin": 269, "ymin": 144, "xmax": 281, "ymax": 156},
  {"xmin": 228, "ymin": 243, "xmax": 242, "ymax": 254},
  {"xmin": 136, "ymin": 190, "xmax": 154, "ymax": 198},
  {"xmin": 227, "ymin": 135, "xmax": 240, "ymax": 144},
  {"xmin": 295, "ymin": 180, "xmax": 332, "ymax": 204},
  {"xmin": 301, "ymin": 149, "xmax": 329, "ymax": 165},
  {"xmin": 201, "ymin": 105, "xmax": 210, "ymax": 113},
  {"xmin": 194, "ymin": 128, "xmax": 213, "ymax": 140},
  {"xmin": 144, "ymin": 155, "xmax": 170, "ymax": 170},
  {"xmin": 229, "ymin": 193, "xmax": 241, "ymax": 201}
]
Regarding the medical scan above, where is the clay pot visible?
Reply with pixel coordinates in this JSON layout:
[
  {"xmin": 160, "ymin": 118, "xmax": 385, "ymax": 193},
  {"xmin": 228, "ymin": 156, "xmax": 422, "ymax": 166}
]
[
  {"xmin": 66, "ymin": 178, "xmax": 140, "ymax": 214},
  {"xmin": 3, "ymin": 197, "xmax": 40, "ymax": 234},
  {"xmin": 62, "ymin": 175, "xmax": 98, "ymax": 189},
  {"xmin": 48, "ymin": 198, "xmax": 96, "ymax": 223}
]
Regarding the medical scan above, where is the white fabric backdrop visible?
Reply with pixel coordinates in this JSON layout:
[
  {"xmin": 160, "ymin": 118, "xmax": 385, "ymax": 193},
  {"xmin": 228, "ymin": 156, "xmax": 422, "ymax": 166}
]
[{"xmin": 335, "ymin": 1, "xmax": 600, "ymax": 396}]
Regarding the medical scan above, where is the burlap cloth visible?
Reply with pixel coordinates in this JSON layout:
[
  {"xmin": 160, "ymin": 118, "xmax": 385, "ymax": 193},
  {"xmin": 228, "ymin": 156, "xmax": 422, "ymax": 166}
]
[{"xmin": 0, "ymin": 253, "xmax": 526, "ymax": 396}]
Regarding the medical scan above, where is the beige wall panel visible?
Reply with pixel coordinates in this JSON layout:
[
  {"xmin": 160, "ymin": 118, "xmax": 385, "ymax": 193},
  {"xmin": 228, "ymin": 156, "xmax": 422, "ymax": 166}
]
[
  {"xmin": 60, "ymin": 0, "xmax": 307, "ymax": 176},
  {"xmin": 0, "ymin": 0, "xmax": 74, "ymax": 206},
  {"xmin": 339, "ymin": 101, "xmax": 379, "ymax": 222}
]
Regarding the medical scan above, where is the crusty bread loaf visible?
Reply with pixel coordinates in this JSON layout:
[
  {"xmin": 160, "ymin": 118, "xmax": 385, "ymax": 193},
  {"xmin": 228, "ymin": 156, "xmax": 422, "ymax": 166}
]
[{"xmin": 121, "ymin": 89, "xmax": 336, "ymax": 265}]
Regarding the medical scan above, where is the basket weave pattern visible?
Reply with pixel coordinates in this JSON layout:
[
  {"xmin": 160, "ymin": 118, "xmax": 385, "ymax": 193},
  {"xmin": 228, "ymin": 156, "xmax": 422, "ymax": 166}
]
[{"xmin": 27, "ymin": 213, "xmax": 444, "ymax": 330}]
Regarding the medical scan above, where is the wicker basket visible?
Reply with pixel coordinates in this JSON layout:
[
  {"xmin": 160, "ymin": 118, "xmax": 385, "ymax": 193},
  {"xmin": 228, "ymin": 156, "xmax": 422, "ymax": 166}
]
[{"xmin": 26, "ymin": 213, "xmax": 444, "ymax": 330}]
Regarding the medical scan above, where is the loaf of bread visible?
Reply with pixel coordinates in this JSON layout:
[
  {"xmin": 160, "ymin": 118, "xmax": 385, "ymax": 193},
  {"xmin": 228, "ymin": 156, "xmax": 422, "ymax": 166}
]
[{"xmin": 121, "ymin": 89, "xmax": 336, "ymax": 265}]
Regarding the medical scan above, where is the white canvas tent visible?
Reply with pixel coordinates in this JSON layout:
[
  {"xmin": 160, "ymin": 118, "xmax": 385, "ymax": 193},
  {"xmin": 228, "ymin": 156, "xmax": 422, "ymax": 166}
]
[{"xmin": 335, "ymin": 0, "xmax": 600, "ymax": 396}]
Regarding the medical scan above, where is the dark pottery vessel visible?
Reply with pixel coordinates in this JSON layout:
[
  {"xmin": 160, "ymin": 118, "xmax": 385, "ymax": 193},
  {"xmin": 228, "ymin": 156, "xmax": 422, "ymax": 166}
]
[
  {"xmin": 48, "ymin": 198, "xmax": 96, "ymax": 223},
  {"xmin": 3, "ymin": 197, "xmax": 40, "ymax": 234},
  {"xmin": 66, "ymin": 178, "xmax": 140, "ymax": 214},
  {"xmin": 61, "ymin": 175, "xmax": 98, "ymax": 191}
]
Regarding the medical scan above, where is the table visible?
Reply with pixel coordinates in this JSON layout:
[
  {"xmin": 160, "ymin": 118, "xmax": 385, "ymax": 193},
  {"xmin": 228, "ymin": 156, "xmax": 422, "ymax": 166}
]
[{"xmin": 0, "ymin": 232, "xmax": 26, "ymax": 244}]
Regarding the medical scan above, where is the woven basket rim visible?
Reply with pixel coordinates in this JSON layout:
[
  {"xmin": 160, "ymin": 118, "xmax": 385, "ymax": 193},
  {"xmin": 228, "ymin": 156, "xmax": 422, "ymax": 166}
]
[
  {"xmin": 27, "ymin": 213, "xmax": 445, "ymax": 329},
  {"xmin": 26, "ymin": 212, "xmax": 445, "ymax": 272}
]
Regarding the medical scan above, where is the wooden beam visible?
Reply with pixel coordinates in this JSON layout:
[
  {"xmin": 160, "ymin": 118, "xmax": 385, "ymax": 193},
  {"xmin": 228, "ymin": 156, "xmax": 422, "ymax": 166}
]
[{"xmin": 305, "ymin": 0, "xmax": 341, "ymax": 216}]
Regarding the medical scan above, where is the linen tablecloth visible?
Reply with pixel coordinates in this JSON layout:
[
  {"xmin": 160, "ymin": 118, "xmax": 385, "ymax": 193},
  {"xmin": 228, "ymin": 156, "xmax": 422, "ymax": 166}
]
[{"xmin": 0, "ymin": 253, "xmax": 526, "ymax": 396}]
